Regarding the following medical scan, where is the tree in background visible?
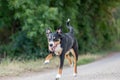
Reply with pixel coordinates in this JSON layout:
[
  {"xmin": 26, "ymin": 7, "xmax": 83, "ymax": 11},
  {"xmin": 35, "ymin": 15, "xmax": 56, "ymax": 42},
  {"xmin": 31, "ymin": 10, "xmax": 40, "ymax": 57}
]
[{"xmin": 0, "ymin": 0, "xmax": 120, "ymax": 59}]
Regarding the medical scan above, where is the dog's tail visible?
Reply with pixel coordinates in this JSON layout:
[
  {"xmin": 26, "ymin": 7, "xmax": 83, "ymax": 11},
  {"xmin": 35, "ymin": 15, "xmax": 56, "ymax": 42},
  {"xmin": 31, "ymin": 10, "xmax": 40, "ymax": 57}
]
[{"xmin": 66, "ymin": 19, "xmax": 74, "ymax": 34}]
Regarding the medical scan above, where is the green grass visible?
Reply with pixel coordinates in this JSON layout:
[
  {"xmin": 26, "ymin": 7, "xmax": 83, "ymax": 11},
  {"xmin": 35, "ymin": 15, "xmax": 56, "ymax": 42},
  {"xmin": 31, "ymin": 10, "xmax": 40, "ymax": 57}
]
[
  {"xmin": 0, "ymin": 54, "xmax": 103, "ymax": 77},
  {"xmin": 77, "ymin": 54, "xmax": 101, "ymax": 65},
  {"xmin": 77, "ymin": 58, "xmax": 95, "ymax": 65}
]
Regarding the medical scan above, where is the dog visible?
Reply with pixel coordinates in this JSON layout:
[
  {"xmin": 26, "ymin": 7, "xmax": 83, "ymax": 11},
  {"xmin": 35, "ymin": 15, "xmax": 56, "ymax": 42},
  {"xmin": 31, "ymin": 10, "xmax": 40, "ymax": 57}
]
[{"xmin": 44, "ymin": 19, "xmax": 78, "ymax": 79}]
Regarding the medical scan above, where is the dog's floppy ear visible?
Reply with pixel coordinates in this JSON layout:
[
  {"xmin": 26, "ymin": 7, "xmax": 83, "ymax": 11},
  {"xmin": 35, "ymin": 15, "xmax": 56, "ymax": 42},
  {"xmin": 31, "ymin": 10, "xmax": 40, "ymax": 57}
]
[
  {"xmin": 56, "ymin": 26, "xmax": 62, "ymax": 34},
  {"xmin": 46, "ymin": 28, "xmax": 51, "ymax": 36}
]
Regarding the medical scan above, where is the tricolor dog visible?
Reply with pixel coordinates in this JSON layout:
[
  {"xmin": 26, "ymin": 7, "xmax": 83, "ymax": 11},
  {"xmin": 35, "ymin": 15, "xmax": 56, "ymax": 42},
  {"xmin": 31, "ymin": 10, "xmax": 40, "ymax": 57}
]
[{"xmin": 44, "ymin": 19, "xmax": 78, "ymax": 79}]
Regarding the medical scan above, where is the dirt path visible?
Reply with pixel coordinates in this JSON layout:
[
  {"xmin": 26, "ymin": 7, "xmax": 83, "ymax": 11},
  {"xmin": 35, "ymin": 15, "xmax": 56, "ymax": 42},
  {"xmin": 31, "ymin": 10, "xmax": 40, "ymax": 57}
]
[{"xmin": 1, "ymin": 53, "xmax": 120, "ymax": 80}]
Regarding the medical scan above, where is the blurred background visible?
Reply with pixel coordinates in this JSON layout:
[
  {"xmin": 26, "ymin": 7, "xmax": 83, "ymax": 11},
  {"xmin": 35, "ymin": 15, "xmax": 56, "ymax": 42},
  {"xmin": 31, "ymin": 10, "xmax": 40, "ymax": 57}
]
[{"xmin": 0, "ymin": 0, "xmax": 120, "ymax": 60}]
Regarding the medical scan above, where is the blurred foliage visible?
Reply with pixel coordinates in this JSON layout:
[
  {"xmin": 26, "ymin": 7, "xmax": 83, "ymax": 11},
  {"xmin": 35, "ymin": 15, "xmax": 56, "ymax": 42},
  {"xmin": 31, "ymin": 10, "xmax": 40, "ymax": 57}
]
[{"xmin": 0, "ymin": 0, "xmax": 120, "ymax": 59}]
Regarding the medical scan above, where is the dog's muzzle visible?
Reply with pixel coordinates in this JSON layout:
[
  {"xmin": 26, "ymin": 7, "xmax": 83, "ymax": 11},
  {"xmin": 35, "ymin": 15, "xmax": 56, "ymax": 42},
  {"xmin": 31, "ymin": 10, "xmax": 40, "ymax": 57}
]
[{"xmin": 49, "ymin": 44, "xmax": 57, "ymax": 51}]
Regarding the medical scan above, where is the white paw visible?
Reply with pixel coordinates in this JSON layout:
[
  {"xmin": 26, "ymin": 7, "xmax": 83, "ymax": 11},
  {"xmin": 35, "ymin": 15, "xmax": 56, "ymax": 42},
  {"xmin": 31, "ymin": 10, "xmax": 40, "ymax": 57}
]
[
  {"xmin": 73, "ymin": 73, "xmax": 77, "ymax": 77},
  {"xmin": 44, "ymin": 60, "xmax": 50, "ymax": 64},
  {"xmin": 56, "ymin": 74, "xmax": 61, "ymax": 79}
]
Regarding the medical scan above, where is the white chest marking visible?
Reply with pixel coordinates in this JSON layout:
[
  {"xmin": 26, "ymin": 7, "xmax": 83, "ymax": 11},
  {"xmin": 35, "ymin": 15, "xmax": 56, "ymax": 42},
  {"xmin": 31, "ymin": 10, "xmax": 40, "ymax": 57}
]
[{"xmin": 54, "ymin": 44, "xmax": 63, "ymax": 55}]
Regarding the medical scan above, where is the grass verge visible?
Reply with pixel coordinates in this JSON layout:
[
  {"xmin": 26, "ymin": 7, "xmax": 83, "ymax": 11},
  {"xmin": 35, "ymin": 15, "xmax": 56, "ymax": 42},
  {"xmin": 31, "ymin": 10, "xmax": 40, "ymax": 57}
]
[
  {"xmin": 0, "ymin": 53, "xmax": 104, "ymax": 77},
  {"xmin": 77, "ymin": 54, "xmax": 102, "ymax": 65}
]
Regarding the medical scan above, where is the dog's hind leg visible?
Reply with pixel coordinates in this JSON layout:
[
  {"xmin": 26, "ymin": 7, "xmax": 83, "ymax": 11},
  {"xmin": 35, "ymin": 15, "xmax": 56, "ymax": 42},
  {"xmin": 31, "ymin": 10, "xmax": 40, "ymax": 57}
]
[
  {"xmin": 70, "ymin": 49, "xmax": 77, "ymax": 77},
  {"xmin": 65, "ymin": 53, "xmax": 73, "ymax": 67},
  {"xmin": 44, "ymin": 53, "xmax": 53, "ymax": 64}
]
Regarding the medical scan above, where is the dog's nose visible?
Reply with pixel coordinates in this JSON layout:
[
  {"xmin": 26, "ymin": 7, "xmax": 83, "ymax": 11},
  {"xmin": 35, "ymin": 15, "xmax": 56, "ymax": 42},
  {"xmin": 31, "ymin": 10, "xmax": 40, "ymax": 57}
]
[{"xmin": 49, "ymin": 44, "xmax": 53, "ymax": 47}]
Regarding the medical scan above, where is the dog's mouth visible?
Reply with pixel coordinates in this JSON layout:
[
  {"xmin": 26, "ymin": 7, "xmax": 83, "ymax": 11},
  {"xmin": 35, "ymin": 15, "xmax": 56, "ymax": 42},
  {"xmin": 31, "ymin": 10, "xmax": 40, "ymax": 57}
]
[
  {"xmin": 51, "ymin": 45, "xmax": 57, "ymax": 51},
  {"xmin": 49, "ymin": 44, "xmax": 59, "ymax": 52}
]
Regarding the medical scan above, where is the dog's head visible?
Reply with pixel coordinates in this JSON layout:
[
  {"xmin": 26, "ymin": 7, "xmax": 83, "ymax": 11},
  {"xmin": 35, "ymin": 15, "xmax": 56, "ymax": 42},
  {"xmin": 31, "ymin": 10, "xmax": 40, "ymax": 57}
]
[{"xmin": 46, "ymin": 27, "xmax": 63, "ymax": 52}]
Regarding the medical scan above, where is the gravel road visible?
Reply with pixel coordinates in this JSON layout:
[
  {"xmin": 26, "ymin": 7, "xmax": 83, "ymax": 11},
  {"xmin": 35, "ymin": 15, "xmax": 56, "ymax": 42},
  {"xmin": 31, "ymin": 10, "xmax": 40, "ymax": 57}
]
[{"xmin": 1, "ymin": 53, "xmax": 120, "ymax": 80}]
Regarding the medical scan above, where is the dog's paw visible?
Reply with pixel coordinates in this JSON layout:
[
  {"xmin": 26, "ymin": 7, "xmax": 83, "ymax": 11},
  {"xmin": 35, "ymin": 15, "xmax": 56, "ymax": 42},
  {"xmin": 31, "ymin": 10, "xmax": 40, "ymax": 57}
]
[
  {"xmin": 73, "ymin": 73, "xmax": 77, "ymax": 77},
  {"xmin": 44, "ymin": 60, "xmax": 50, "ymax": 64},
  {"xmin": 56, "ymin": 74, "xmax": 61, "ymax": 80}
]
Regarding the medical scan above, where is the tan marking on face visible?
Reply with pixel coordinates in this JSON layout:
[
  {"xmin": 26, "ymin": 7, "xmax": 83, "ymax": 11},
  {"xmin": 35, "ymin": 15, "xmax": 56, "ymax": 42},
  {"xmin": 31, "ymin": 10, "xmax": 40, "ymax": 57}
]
[{"xmin": 54, "ymin": 39, "xmax": 60, "ymax": 45}]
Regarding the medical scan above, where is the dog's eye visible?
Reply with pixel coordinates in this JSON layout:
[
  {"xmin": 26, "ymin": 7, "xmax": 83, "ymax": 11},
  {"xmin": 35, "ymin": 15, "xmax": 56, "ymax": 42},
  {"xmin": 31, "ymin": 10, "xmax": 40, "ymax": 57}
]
[{"xmin": 53, "ymin": 38, "xmax": 59, "ymax": 41}]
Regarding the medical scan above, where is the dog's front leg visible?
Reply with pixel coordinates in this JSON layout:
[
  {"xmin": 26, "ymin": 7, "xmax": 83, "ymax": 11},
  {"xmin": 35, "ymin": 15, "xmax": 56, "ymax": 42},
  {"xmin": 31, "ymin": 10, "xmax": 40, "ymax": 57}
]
[
  {"xmin": 56, "ymin": 54, "xmax": 65, "ymax": 79},
  {"xmin": 44, "ymin": 53, "xmax": 53, "ymax": 64}
]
